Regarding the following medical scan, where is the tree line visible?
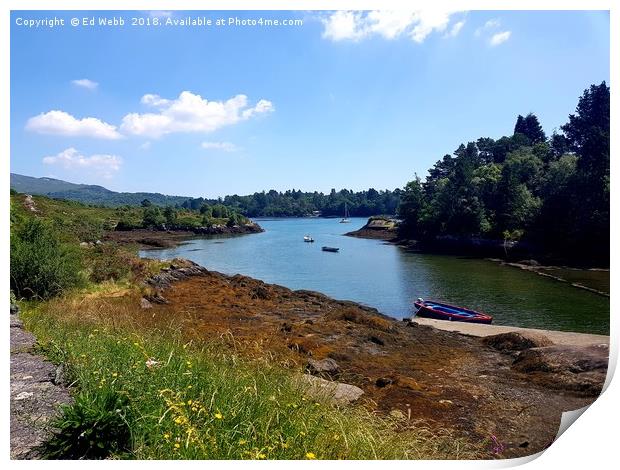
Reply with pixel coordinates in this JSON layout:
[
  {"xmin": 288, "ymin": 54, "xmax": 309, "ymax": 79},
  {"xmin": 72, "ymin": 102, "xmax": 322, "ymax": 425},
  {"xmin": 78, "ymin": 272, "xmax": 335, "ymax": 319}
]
[
  {"xmin": 179, "ymin": 188, "xmax": 402, "ymax": 218},
  {"xmin": 397, "ymin": 82, "xmax": 610, "ymax": 265}
]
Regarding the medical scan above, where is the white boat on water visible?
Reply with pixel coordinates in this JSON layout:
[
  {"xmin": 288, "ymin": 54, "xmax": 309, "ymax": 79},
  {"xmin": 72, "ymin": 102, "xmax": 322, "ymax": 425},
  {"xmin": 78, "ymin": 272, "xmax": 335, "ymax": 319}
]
[
  {"xmin": 339, "ymin": 202, "xmax": 351, "ymax": 223},
  {"xmin": 303, "ymin": 235, "xmax": 314, "ymax": 242}
]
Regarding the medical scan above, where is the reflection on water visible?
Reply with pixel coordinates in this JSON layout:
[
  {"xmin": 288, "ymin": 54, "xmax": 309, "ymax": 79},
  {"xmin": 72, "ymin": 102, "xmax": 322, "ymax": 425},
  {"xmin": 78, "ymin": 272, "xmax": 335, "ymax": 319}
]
[{"xmin": 141, "ymin": 217, "xmax": 609, "ymax": 334}]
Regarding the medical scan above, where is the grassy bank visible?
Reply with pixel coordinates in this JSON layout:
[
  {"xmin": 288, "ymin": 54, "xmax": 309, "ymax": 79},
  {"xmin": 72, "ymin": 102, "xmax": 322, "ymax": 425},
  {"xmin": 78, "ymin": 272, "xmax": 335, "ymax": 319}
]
[{"xmin": 19, "ymin": 288, "xmax": 478, "ymax": 460}]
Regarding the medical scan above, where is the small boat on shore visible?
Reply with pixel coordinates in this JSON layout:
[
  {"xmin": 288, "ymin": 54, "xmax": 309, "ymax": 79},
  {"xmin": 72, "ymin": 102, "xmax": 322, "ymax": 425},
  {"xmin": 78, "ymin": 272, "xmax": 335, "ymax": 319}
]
[
  {"xmin": 303, "ymin": 235, "xmax": 314, "ymax": 243},
  {"xmin": 322, "ymin": 246, "xmax": 340, "ymax": 252},
  {"xmin": 411, "ymin": 298, "xmax": 493, "ymax": 324}
]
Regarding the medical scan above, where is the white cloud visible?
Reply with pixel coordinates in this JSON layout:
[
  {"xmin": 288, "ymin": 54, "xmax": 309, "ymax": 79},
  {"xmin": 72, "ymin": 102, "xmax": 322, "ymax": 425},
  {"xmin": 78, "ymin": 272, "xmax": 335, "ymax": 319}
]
[
  {"xmin": 26, "ymin": 110, "xmax": 122, "ymax": 140},
  {"xmin": 120, "ymin": 91, "xmax": 274, "ymax": 138},
  {"xmin": 321, "ymin": 10, "xmax": 462, "ymax": 43},
  {"xmin": 72, "ymin": 78, "xmax": 98, "ymax": 90},
  {"xmin": 201, "ymin": 141, "xmax": 238, "ymax": 152},
  {"xmin": 490, "ymin": 31, "xmax": 511, "ymax": 46},
  {"xmin": 475, "ymin": 18, "xmax": 501, "ymax": 37},
  {"xmin": 139, "ymin": 141, "xmax": 152, "ymax": 150},
  {"xmin": 445, "ymin": 20, "xmax": 465, "ymax": 38},
  {"xmin": 42, "ymin": 148, "xmax": 122, "ymax": 179}
]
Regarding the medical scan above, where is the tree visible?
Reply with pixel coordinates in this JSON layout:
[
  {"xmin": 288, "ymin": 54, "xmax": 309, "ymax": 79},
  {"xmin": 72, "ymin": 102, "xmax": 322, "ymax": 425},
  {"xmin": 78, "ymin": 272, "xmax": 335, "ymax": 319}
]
[
  {"xmin": 163, "ymin": 206, "xmax": 178, "ymax": 226},
  {"xmin": 142, "ymin": 206, "xmax": 165, "ymax": 228},
  {"xmin": 397, "ymin": 177, "xmax": 423, "ymax": 238},
  {"xmin": 141, "ymin": 199, "xmax": 152, "ymax": 207},
  {"xmin": 514, "ymin": 113, "xmax": 546, "ymax": 144}
]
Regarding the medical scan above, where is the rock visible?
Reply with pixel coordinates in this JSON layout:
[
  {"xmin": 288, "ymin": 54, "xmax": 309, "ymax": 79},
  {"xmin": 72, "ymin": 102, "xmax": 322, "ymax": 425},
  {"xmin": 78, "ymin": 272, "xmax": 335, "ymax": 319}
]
[
  {"xmin": 512, "ymin": 344, "xmax": 608, "ymax": 396},
  {"xmin": 369, "ymin": 335, "xmax": 385, "ymax": 346},
  {"xmin": 396, "ymin": 376, "xmax": 422, "ymax": 391},
  {"xmin": 54, "ymin": 363, "xmax": 70, "ymax": 386},
  {"xmin": 518, "ymin": 259, "xmax": 540, "ymax": 266},
  {"xmin": 14, "ymin": 392, "xmax": 34, "ymax": 401},
  {"xmin": 307, "ymin": 358, "xmax": 340, "ymax": 376},
  {"xmin": 297, "ymin": 374, "xmax": 364, "ymax": 405},
  {"xmin": 140, "ymin": 298, "xmax": 153, "ymax": 309},
  {"xmin": 482, "ymin": 331, "xmax": 553, "ymax": 352},
  {"xmin": 375, "ymin": 377, "xmax": 393, "ymax": 388},
  {"xmin": 10, "ymin": 302, "xmax": 20, "ymax": 316}
]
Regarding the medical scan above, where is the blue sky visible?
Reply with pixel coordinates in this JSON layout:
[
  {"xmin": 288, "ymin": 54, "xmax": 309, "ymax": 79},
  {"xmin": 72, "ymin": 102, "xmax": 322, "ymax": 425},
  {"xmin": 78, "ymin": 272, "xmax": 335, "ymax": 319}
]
[{"xmin": 10, "ymin": 10, "xmax": 609, "ymax": 198}]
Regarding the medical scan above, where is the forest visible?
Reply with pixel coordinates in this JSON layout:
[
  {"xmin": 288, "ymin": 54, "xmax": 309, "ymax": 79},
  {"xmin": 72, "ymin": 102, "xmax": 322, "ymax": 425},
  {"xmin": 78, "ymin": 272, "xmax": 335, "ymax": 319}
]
[{"xmin": 397, "ymin": 82, "xmax": 610, "ymax": 265}]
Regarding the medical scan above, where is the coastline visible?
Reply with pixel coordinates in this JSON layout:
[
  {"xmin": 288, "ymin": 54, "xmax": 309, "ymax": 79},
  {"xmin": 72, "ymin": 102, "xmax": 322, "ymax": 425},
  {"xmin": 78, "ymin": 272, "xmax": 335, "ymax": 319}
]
[
  {"xmin": 137, "ymin": 259, "xmax": 607, "ymax": 458},
  {"xmin": 412, "ymin": 318, "xmax": 609, "ymax": 347},
  {"xmin": 103, "ymin": 223, "xmax": 264, "ymax": 249},
  {"xmin": 345, "ymin": 218, "xmax": 610, "ymax": 296}
]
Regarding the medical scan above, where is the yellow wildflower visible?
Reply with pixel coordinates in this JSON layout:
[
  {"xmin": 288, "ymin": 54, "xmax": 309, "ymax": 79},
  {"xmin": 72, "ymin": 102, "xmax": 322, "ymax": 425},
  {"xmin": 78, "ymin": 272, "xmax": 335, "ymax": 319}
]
[
  {"xmin": 174, "ymin": 443, "xmax": 180, "ymax": 449},
  {"xmin": 163, "ymin": 433, "xmax": 170, "ymax": 440},
  {"xmin": 306, "ymin": 452, "xmax": 316, "ymax": 459},
  {"xmin": 257, "ymin": 453, "xmax": 266, "ymax": 459},
  {"xmin": 214, "ymin": 412, "xmax": 223, "ymax": 420}
]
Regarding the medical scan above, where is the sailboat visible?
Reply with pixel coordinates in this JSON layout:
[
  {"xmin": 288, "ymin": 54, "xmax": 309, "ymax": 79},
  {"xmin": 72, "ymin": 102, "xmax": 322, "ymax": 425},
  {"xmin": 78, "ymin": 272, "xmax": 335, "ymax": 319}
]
[{"xmin": 339, "ymin": 202, "xmax": 351, "ymax": 223}]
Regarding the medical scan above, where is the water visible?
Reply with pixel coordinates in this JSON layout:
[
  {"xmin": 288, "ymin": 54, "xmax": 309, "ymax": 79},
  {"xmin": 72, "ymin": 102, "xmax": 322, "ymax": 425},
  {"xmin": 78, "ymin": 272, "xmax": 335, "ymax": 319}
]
[{"xmin": 141, "ymin": 217, "xmax": 610, "ymax": 335}]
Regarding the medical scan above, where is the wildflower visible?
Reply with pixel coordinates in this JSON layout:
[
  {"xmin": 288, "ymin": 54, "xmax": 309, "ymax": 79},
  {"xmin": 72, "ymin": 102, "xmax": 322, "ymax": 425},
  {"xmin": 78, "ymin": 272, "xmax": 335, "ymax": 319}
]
[
  {"xmin": 187, "ymin": 385, "xmax": 193, "ymax": 389},
  {"xmin": 112, "ymin": 372, "xmax": 118, "ymax": 377},
  {"xmin": 257, "ymin": 453, "xmax": 266, "ymax": 459},
  {"xmin": 145, "ymin": 358, "xmax": 160, "ymax": 369},
  {"xmin": 214, "ymin": 412, "xmax": 223, "ymax": 420},
  {"xmin": 133, "ymin": 342, "xmax": 140, "ymax": 347},
  {"xmin": 299, "ymin": 431, "xmax": 306, "ymax": 437},
  {"xmin": 187, "ymin": 400, "xmax": 193, "ymax": 405},
  {"xmin": 281, "ymin": 443, "xmax": 289, "ymax": 449},
  {"xmin": 174, "ymin": 443, "xmax": 180, "ymax": 449},
  {"xmin": 239, "ymin": 440, "xmax": 247, "ymax": 445},
  {"xmin": 163, "ymin": 433, "xmax": 170, "ymax": 440},
  {"xmin": 305, "ymin": 452, "xmax": 316, "ymax": 459}
]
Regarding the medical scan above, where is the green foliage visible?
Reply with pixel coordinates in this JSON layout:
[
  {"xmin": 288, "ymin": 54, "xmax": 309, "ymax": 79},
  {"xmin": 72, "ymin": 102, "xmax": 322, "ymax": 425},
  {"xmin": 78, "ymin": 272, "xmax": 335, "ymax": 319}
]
[
  {"xmin": 85, "ymin": 243, "xmax": 133, "ymax": 283},
  {"xmin": 21, "ymin": 305, "xmax": 479, "ymax": 460},
  {"xmin": 10, "ymin": 219, "xmax": 84, "ymax": 300},
  {"xmin": 400, "ymin": 83, "xmax": 609, "ymax": 265},
  {"xmin": 42, "ymin": 390, "xmax": 132, "ymax": 459},
  {"xmin": 142, "ymin": 206, "xmax": 165, "ymax": 228},
  {"xmin": 163, "ymin": 206, "xmax": 178, "ymax": 226}
]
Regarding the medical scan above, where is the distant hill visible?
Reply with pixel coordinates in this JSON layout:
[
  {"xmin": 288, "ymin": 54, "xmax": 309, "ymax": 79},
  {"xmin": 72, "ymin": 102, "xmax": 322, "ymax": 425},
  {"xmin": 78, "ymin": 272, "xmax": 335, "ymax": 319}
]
[{"xmin": 10, "ymin": 173, "xmax": 192, "ymax": 207}]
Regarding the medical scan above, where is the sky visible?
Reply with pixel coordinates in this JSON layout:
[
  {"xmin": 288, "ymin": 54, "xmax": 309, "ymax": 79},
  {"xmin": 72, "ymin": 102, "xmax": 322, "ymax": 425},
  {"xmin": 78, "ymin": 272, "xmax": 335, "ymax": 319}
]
[{"xmin": 10, "ymin": 10, "xmax": 610, "ymax": 198}]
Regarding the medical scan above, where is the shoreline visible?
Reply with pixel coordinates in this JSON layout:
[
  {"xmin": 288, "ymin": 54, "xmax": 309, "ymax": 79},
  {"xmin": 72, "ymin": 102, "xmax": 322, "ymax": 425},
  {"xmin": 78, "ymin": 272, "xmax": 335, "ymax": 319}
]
[
  {"xmin": 103, "ymin": 223, "xmax": 263, "ymax": 249},
  {"xmin": 345, "ymin": 219, "xmax": 610, "ymax": 296},
  {"xmin": 411, "ymin": 318, "xmax": 609, "ymax": 347}
]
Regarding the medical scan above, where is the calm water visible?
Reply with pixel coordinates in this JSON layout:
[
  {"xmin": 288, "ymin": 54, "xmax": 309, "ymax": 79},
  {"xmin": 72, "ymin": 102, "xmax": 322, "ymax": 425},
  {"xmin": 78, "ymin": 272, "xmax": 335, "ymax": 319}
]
[{"xmin": 141, "ymin": 218, "xmax": 610, "ymax": 335}]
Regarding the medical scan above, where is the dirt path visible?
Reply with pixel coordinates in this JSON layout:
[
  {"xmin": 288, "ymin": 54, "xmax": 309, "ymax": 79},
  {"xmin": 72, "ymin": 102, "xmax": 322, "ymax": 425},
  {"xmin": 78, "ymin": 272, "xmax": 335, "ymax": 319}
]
[{"xmin": 10, "ymin": 307, "xmax": 72, "ymax": 459}]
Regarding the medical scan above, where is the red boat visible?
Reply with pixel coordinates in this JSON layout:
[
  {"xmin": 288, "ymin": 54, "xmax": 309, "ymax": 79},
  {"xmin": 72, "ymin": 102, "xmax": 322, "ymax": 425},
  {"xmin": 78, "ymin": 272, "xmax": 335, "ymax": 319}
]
[{"xmin": 412, "ymin": 298, "xmax": 493, "ymax": 324}]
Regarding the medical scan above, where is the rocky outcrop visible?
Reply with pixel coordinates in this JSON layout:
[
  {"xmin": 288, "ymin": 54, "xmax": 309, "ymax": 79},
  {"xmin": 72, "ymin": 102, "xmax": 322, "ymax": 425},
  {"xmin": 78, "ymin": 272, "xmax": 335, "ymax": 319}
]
[
  {"xmin": 512, "ymin": 344, "xmax": 609, "ymax": 396},
  {"xmin": 297, "ymin": 375, "xmax": 365, "ymax": 405},
  {"xmin": 345, "ymin": 217, "xmax": 399, "ymax": 241},
  {"xmin": 482, "ymin": 331, "xmax": 554, "ymax": 352},
  {"xmin": 10, "ymin": 304, "xmax": 72, "ymax": 459}
]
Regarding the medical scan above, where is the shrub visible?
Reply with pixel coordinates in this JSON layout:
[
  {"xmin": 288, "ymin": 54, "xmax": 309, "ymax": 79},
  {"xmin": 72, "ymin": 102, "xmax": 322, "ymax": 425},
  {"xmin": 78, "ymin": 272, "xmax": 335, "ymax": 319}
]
[
  {"xmin": 42, "ymin": 390, "xmax": 132, "ymax": 459},
  {"xmin": 10, "ymin": 219, "xmax": 84, "ymax": 300},
  {"xmin": 85, "ymin": 243, "xmax": 133, "ymax": 283}
]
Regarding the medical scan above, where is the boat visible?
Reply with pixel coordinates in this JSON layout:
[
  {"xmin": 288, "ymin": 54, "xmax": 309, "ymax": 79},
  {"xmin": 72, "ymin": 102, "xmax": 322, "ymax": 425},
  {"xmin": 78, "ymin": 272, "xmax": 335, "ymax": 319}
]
[
  {"xmin": 322, "ymin": 246, "xmax": 340, "ymax": 252},
  {"xmin": 303, "ymin": 235, "xmax": 314, "ymax": 243},
  {"xmin": 339, "ymin": 202, "xmax": 350, "ymax": 223},
  {"xmin": 411, "ymin": 298, "xmax": 493, "ymax": 324}
]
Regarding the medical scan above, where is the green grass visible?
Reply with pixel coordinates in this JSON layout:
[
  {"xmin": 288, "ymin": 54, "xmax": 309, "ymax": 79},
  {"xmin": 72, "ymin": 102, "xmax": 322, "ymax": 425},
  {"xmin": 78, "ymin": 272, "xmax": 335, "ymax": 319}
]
[{"xmin": 20, "ymin": 299, "xmax": 479, "ymax": 460}]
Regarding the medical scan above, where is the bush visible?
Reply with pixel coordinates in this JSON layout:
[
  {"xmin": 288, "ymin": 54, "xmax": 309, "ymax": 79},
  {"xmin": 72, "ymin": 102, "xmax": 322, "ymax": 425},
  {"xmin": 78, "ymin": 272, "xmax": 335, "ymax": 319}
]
[
  {"xmin": 85, "ymin": 243, "xmax": 133, "ymax": 283},
  {"xmin": 42, "ymin": 390, "xmax": 132, "ymax": 459},
  {"xmin": 10, "ymin": 219, "xmax": 84, "ymax": 300}
]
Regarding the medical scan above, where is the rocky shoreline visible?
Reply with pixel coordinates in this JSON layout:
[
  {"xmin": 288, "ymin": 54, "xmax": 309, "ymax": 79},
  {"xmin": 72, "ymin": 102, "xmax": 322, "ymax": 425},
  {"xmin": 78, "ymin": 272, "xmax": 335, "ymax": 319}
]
[
  {"xmin": 137, "ymin": 259, "xmax": 608, "ymax": 459},
  {"xmin": 104, "ymin": 222, "xmax": 263, "ymax": 249}
]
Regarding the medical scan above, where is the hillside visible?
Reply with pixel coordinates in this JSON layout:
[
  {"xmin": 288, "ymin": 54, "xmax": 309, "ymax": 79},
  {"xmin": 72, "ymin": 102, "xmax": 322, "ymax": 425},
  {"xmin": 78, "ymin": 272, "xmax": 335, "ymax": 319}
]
[{"xmin": 10, "ymin": 173, "xmax": 191, "ymax": 207}]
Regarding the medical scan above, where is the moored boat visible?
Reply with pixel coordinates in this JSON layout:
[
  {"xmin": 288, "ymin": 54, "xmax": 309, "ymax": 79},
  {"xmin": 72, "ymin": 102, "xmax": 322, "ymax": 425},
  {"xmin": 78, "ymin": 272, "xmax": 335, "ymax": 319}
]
[
  {"xmin": 303, "ymin": 235, "xmax": 314, "ymax": 242},
  {"xmin": 322, "ymin": 246, "xmax": 340, "ymax": 252},
  {"xmin": 412, "ymin": 298, "xmax": 493, "ymax": 324}
]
